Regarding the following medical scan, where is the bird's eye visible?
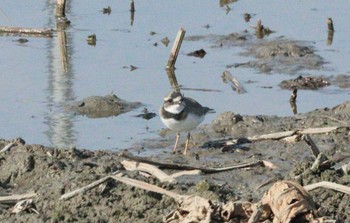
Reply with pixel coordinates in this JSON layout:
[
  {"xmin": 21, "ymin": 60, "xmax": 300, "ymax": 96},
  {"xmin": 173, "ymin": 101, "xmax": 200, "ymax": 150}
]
[{"xmin": 167, "ymin": 99, "xmax": 173, "ymax": 103}]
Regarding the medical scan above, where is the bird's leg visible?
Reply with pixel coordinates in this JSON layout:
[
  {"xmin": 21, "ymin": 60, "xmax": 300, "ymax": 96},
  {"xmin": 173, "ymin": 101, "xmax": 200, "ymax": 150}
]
[
  {"xmin": 183, "ymin": 132, "xmax": 191, "ymax": 155},
  {"xmin": 172, "ymin": 132, "xmax": 180, "ymax": 154}
]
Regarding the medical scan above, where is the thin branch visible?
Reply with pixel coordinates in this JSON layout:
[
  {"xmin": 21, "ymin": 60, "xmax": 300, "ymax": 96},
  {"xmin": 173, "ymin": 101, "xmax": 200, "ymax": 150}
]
[
  {"xmin": 110, "ymin": 174, "xmax": 184, "ymax": 201},
  {"xmin": 166, "ymin": 28, "xmax": 186, "ymax": 69},
  {"xmin": 0, "ymin": 192, "xmax": 37, "ymax": 204},
  {"xmin": 119, "ymin": 152, "xmax": 265, "ymax": 173},
  {"xmin": 302, "ymin": 134, "xmax": 320, "ymax": 158},
  {"xmin": 0, "ymin": 142, "xmax": 15, "ymax": 153},
  {"xmin": 121, "ymin": 160, "xmax": 176, "ymax": 183},
  {"xmin": 0, "ymin": 26, "xmax": 53, "ymax": 37},
  {"xmin": 60, "ymin": 172, "xmax": 119, "ymax": 200},
  {"xmin": 207, "ymin": 126, "xmax": 341, "ymax": 147},
  {"xmin": 304, "ymin": 181, "xmax": 350, "ymax": 195}
]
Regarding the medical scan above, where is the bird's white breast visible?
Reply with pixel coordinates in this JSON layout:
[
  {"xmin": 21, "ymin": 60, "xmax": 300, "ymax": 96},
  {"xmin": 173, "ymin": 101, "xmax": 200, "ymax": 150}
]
[{"xmin": 160, "ymin": 113, "xmax": 204, "ymax": 132}]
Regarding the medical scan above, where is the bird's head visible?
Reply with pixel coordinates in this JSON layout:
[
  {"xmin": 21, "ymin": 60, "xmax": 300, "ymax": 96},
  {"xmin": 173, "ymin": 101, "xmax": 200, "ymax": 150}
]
[{"xmin": 163, "ymin": 91, "xmax": 185, "ymax": 114}]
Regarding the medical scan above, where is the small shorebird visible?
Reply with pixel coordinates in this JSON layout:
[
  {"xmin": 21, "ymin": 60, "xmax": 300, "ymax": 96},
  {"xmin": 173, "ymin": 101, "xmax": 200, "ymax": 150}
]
[{"xmin": 159, "ymin": 91, "xmax": 212, "ymax": 155}]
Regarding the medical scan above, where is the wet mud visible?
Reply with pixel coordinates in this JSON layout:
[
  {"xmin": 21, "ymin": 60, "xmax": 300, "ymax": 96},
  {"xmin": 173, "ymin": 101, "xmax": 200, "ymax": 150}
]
[
  {"xmin": 187, "ymin": 32, "xmax": 325, "ymax": 74},
  {"xmin": 67, "ymin": 94, "xmax": 142, "ymax": 118},
  {"xmin": 279, "ymin": 75, "xmax": 330, "ymax": 90},
  {"xmin": 1, "ymin": 101, "xmax": 349, "ymax": 222}
]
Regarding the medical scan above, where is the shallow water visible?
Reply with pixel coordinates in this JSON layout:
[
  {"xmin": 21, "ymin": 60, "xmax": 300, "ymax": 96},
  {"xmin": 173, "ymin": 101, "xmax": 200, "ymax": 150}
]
[{"xmin": 0, "ymin": 0, "xmax": 349, "ymax": 150}]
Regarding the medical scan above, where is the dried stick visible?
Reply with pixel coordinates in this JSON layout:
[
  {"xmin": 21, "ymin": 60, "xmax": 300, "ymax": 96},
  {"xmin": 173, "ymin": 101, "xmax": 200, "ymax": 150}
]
[
  {"xmin": 60, "ymin": 172, "xmax": 119, "ymax": 200},
  {"xmin": 0, "ymin": 192, "xmax": 37, "ymax": 204},
  {"xmin": 304, "ymin": 181, "xmax": 350, "ymax": 195},
  {"xmin": 122, "ymin": 160, "xmax": 202, "ymax": 182},
  {"xmin": 170, "ymin": 170, "xmax": 201, "ymax": 178},
  {"xmin": 327, "ymin": 18, "xmax": 334, "ymax": 32},
  {"xmin": 0, "ymin": 142, "xmax": 15, "ymax": 153},
  {"xmin": 56, "ymin": 0, "xmax": 66, "ymax": 17},
  {"xmin": 166, "ymin": 28, "xmax": 186, "ymax": 69},
  {"xmin": 122, "ymin": 160, "xmax": 176, "ymax": 183},
  {"xmin": 0, "ymin": 26, "xmax": 53, "ymax": 36},
  {"xmin": 248, "ymin": 131, "xmax": 296, "ymax": 141},
  {"xmin": 111, "ymin": 174, "xmax": 184, "ymax": 201},
  {"xmin": 166, "ymin": 68, "xmax": 180, "ymax": 92},
  {"xmin": 130, "ymin": 0, "xmax": 135, "ymax": 12},
  {"xmin": 297, "ymin": 126, "xmax": 339, "ymax": 134},
  {"xmin": 209, "ymin": 126, "xmax": 341, "ymax": 147},
  {"xmin": 58, "ymin": 31, "xmax": 68, "ymax": 73},
  {"xmin": 222, "ymin": 71, "xmax": 246, "ymax": 94},
  {"xmin": 302, "ymin": 134, "xmax": 320, "ymax": 158},
  {"xmin": 310, "ymin": 153, "xmax": 330, "ymax": 172},
  {"xmin": 119, "ymin": 152, "xmax": 265, "ymax": 173}
]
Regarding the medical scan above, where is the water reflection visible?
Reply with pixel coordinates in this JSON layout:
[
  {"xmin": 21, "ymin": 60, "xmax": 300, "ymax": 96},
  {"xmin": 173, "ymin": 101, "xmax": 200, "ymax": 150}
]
[{"xmin": 44, "ymin": 1, "xmax": 76, "ymax": 148}]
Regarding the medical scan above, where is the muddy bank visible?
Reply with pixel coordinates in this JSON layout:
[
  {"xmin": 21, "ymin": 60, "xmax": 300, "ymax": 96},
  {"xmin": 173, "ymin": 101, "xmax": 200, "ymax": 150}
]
[
  {"xmin": 186, "ymin": 32, "xmax": 325, "ymax": 74},
  {"xmin": 1, "ymin": 101, "xmax": 350, "ymax": 222},
  {"xmin": 67, "ymin": 94, "xmax": 141, "ymax": 118}
]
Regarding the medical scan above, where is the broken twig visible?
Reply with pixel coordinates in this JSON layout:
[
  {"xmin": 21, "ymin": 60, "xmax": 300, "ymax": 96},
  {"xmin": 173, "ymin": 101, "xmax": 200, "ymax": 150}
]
[
  {"xmin": 122, "ymin": 160, "xmax": 201, "ymax": 183},
  {"xmin": 60, "ymin": 172, "xmax": 119, "ymax": 200},
  {"xmin": 302, "ymin": 134, "xmax": 320, "ymax": 158},
  {"xmin": 304, "ymin": 181, "xmax": 350, "ymax": 195},
  {"xmin": 0, "ymin": 26, "xmax": 53, "ymax": 37},
  {"xmin": 111, "ymin": 174, "xmax": 184, "ymax": 200},
  {"xmin": 119, "ymin": 152, "xmax": 266, "ymax": 173},
  {"xmin": 122, "ymin": 160, "xmax": 176, "ymax": 183},
  {"xmin": 327, "ymin": 18, "xmax": 334, "ymax": 32},
  {"xmin": 0, "ymin": 142, "xmax": 15, "ymax": 153},
  {"xmin": 166, "ymin": 28, "xmax": 186, "ymax": 69},
  {"xmin": 210, "ymin": 126, "xmax": 342, "ymax": 148},
  {"xmin": 56, "ymin": 0, "xmax": 66, "ymax": 17},
  {"xmin": 0, "ymin": 192, "xmax": 37, "ymax": 204}
]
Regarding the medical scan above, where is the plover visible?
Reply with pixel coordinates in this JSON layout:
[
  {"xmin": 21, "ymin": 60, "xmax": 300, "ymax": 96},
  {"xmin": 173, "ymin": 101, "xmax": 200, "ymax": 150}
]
[{"xmin": 159, "ymin": 91, "xmax": 212, "ymax": 155}]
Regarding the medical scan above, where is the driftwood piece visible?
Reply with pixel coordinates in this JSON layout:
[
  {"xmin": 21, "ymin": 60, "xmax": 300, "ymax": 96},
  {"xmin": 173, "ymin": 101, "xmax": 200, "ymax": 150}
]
[
  {"xmin": 122, "ymin": 160, "xmax": 202, "ymax": 183},
  {"xmin": 297, "ymin": 126, "xmax": 339, "ymax": 134},
  {"xmin": 209, "ymin": 126, "xmax": 341, "ymax": 148},
  {"xmin": 302, "ymin": 134, "xmax": 320, "ymax": 158},
  {"xmin": 327, "ymin": 18, "xmax": 334, "ymax": 32},
  {"xmin": 304, "ymin": 181, "xmax": 350, "ymax": 195},
  {"xmin": 222, "ymin": 71, "xmax": 246, "ymax": 94},
  {"xmin": 166, "ymin": 68, "xmax": 180, "ymax": 92},
  {"xmin": 0, "ymin": 142, "xmax": 15, "ymax": 153},
  {"xmin": 119, "ymin": 152, "xmax": 267, "ymax": 173},
  {"xmin": 60, "ymin": 172, "xmax": 120, "ymax": 200},
  {"xmin": 56, "ymin": 0, "xmax": 66, "ymax": 17},
  {"xmin": 294, "ymin": 153, "xmax": 332, "ymax": 180},
  {"xmin": 248, "ymin": 130, "xmax": 296, "ymax": 141},
  {"xmin": 111, "ymin": 174, "xmax": 184, "ymax": 201},
  {"xmin": 61, "ymin": 172, "xmax": 184, "ymax": 201},
  {"xmin": 166, "ymin": 28, "xmax": 186, "ymax": 69},
  {"xmin": 170, "ymin": 170, "xmax": 202, "ymax": 178},
  {"xmin": 0, "ymin": 192, "xmax": 37, "ymax": 204},
  {"xmin": 0, "ymin": 26, "xmax": 53, "ymax": 37},
  {"xmin": 122, "ymin": 160, "xmax": 176, "ymax": 183},
  {"xmin": 309, "ymin": 152, "xmax": 331, "ymax": 172}
]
